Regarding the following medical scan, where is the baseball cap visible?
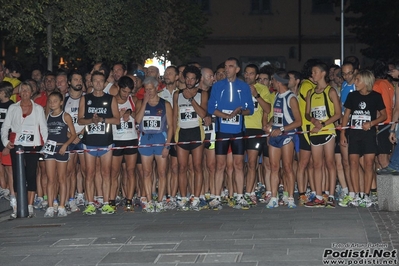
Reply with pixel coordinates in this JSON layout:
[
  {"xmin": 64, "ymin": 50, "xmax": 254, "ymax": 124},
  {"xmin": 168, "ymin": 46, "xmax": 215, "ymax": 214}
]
[{"xmin": 133, "ymin": 70, "xmax": 145, "ymax": 81}]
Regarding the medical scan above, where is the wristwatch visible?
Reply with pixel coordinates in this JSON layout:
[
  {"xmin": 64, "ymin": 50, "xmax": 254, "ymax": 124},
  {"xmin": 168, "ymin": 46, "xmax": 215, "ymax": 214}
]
[
  {"xmin": 255, "ymin": 93, "xmax": 260, "ymax": 99},
  {"xmin": 321, "ymin": 122, "xmax": 326, "ymax": 127},
  {"xmin": 280, "ymin": 126, "xmax": 285, "ymax": 132},
  {"xmin": 78, "ymin": 134, "xmax": 83, "ymax": 139}
]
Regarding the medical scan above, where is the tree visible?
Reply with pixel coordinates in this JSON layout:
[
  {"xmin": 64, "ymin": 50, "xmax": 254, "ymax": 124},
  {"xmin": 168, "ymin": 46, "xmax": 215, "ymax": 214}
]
[
  {"xmin": 346, "ymin": 0, "xmax": 399, "ymax": 61},
  {"xmin": 0, "ymin": 0, "xmax": 211, "ymax": 68}
]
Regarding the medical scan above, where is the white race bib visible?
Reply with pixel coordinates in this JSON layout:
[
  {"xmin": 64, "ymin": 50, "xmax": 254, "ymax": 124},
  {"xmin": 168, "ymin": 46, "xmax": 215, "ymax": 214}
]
[
  {"xmin": 311, "ymin": 106, "xmax": 327, "ymax": 121},
  {"xmin": 221, "ymin": 109, "xmax": 240, "ymax": 125},
  {"xmin": 179, "ymin": 106, "xmax": 197, "ymax": 122},
  {"xmin": 143, "ymin": 116, "xmax": 161, "ymax": 131},
  {"xmin": 42, "ymin": 140, "xmax": 57, "ymax": 155},
  {"xmin": 351, "ymin": 115, "xmax": 371, "ymax": 130},
  {"xmin": 87, "ymin": 122, "xmax": 106, "ymax": 135},
  {"xmin": 17, "ymin": 129, "xmax": 35, "ymax": 144},
  {"xmin": 273, "ymin": 112, "xmax": 283, "ymax": 127}
]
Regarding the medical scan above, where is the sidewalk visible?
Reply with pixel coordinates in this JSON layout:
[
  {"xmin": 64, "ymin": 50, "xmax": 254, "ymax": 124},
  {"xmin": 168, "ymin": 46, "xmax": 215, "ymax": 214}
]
[
  {"xmin": 0, "ymin": 203, "xmax": 398, "ymax": 266},
  {"xmin": 0, "ymin": 198, "xmax": 11, "ymax": 213},
  {"xmin": 0, "ymin": 204, "xmax": 399, "ymax": 266}
]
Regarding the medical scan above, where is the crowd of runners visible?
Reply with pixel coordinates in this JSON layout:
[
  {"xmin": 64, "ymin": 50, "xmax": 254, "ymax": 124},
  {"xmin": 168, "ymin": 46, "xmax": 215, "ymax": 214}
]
[{"xmin": 0, "ymin": 54, "xmax": 398, "ymax": 217}]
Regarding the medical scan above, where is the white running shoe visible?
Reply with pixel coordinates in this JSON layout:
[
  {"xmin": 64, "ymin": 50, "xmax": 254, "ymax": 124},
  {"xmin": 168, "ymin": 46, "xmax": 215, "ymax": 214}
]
[
  {"xmin": 58, "ymin": 207, "xmax": 68, "ymax": 217},
  {"xmin": 44, "ymin": 207, "xmax": 54, "ymax": 218}
]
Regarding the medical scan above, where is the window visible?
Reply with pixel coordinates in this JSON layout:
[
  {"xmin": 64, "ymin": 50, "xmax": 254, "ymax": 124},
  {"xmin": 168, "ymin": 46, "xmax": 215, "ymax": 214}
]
[
  {"xmin": 251, "ymin": 0, "xmax": 271, "ymax": 14},
  {"xmin": 312, "ymin": 0, "xmax": 334, "ymax": 14}
]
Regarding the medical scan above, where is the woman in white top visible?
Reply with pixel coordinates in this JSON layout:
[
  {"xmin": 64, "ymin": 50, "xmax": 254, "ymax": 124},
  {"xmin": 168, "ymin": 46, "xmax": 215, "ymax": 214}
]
[{"xmin": 1, "ymin": 81, "xmax": 48, "ymax": 217}]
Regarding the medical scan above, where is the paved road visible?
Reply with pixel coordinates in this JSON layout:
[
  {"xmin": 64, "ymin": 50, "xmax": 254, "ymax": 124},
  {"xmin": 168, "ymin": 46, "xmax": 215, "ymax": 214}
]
[{"xmin": 0, "ymin": 201, "xmax": 398, "ymax": 266}]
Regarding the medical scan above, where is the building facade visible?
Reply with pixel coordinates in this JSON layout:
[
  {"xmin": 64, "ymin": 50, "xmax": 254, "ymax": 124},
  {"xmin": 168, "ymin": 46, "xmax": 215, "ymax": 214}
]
[{"xmin": 193, "ymin": 0, "xmax": 366, "ymax": 71}]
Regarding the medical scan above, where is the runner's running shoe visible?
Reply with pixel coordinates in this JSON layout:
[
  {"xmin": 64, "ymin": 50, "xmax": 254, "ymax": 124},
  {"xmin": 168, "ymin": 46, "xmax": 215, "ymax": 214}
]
[
  {"xmin": 266, "ymin": 197, "xmax": 278, "ymax": 209},
  {"xmin": 10, "ymin": 196, "xmax": 16, "ymax": 218},
  {"xmin": 234, "ymin": 197, "xmax": 250, "ymax": 210},
  {"xmin": 58, "ymin": 207, "xmax": 68, "ymax": 217},
  {"xmin": 305, "ymin": 198, "xmax": 325, "ymax": 208},
  {"xmin": 44, "ymin": 207, "xmax": 54, "ymax": 218},
  {"xmin": 338, "ymin": 195, "xmax": 353, "ymax": 207},
  {"xmin": 69, "ymin": 199, "xmax": 80, "ymax": 212},
  {"xmin": 325, "ymin": 198, "xmax": 336, "ymax": 209},
  {"xmin": 209, "ymin": 198, "xmax": 222, "ymax": 210},
  {"xmin": 142, "ymin": 201, "xmax": 155, "ymax": 213},
  {"xmin": 298, "ymin": 195, "xmax": 308, "ymax": 206},
  {"xmin": 177, "ymin": 197, "xmax": 190, "ymax": 211},
  {"xmin": 33, "ymin": 196, "xmax": 44, "ymax": 209},
  {"xmin": 101, "ymin": 204, "xmax": 115, "ymax": 214},
  {"xmin": 348, "ymin": 196, "xmax": 361, "ymax": 207},
  {"xmin": 190, "ymin": 197, "xmax": 200, "ymax": 211},
  {"xmin": 28, "ymin": 205, "xmax": 34, "ymax": 218},
  {"xmin": 287, "ymin": 197, "xmax": 296, "ymax": 209},
  {"xmin": 0, "ymin": 188, "xmax": 10, "ymax": 201},
  {"xmin": 359, "ymin": 195, "xmax": 373, "ymax": 208},
  {"xmin": 198, "ymin": 198, "xmax": 209, "ymax": 210},
  {"xmin": 370, "ymin": 192, "xmax": 378, "ymax": 205},
  {"xmin": 83, "ymin": 204, "xmax": 96, "ymax": 215},
  {"xmin": 155, "ymin": 201, "xmax": 166, "ymax": 212}
]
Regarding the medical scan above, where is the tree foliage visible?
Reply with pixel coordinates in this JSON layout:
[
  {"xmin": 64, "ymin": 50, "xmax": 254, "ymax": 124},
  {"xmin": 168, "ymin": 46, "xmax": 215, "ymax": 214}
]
[
  {"xmin": 346, "ymin": 0, "xmax": 399, "ymax": 60},
  {"xmin": 0, "ymin": 0, "xmax": 211, "ymax": 66}
]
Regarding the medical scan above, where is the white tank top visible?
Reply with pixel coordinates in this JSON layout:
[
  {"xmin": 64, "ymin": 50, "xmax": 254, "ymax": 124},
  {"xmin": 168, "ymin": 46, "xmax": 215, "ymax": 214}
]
[
  {"xmin": 177, "ymin": 92, "xmax": 202, "ymax": 129},
  {"xmin": 64, "ymin": 95, "xmax": 85, "ymax": 133},
  {"xmin": 112, "ymin": 96, "xmax": 138, "ymax": 140},
  {"xmin": 103, "ymin": 82, "xmax": 113, "ymax": 94}
]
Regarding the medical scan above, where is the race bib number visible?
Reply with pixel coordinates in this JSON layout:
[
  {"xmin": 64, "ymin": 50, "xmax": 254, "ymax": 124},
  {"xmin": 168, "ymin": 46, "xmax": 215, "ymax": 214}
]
[
  {"xmin": 0, "ymin": 108, "xmax": 6, "ymax": 122},
  {"xmin": 202, "ymin": 116, "xmax": 215, "ymax": 132},
  {"xmin": 179, "ymin": 106, "xmax": 197, "ymax": 122},
  {"xmin": 351, "ymin": 115, "xmax": 371, "ymax": 129},
  {"xmin": 18, "ymin": 129, "xmax": 34, "ymax": 144},
  {"xmin": 116, "ymin": 121, "xmax": 133, "ymax": 131},
  {"xmin": 87, "ymin": 122, "xmax": 106, "ymax": 135},
  {"xmin": 221, "ymin": 109, "xmax": 240, "ymax": 125},
  {"xmin": 203, "ymin": 123, "xmax": 214, "ymax": 132},
  {"xmin": 143, "ymin": 116, "xmax": 161, "ymax": 131},
  {"xmin": 311, "ymin": 106, "xmax": 327, "ymax": 120},
  {"xmin": 42, "ymin": 140, "xmax": 57, "ymax": 155},
  {"xmin": 273, "ymin": 112, "xmax": 283, "ymax": 127},
  {"xmin": 72, "ymin": 115, "xmax": 78, "ymax": 124}
]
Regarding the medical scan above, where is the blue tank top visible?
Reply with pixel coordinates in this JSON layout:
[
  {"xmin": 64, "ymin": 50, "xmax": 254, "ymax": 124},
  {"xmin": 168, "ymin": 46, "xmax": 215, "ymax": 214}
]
[
  {"xmin": 47, "ymin": 111, "xmax": 68, "ymax": 143},
  {"xmin": 139, "ymin": 98, "xmax": 167, "ymax": 134},
  {"xmin": 272, "ymin": 91, "xmax": 296, "ymax": 133}
]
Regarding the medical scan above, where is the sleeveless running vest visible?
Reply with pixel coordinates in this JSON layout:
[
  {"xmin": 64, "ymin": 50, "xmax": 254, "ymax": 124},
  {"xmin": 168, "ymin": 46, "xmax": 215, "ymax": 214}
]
[
  {"xmin": 64, "ymin": 95, "xmax": 85, "ymax": 133},
  {"xmin": 47, "ymin": 111, "xmax": 69, "ymax": 143},
  {"xmin": 112, "ymin": 96, "xmax": 137, "ymax": 140},
  {"xmin": 139, "ymin": 98, "xmax": 167, "ymax": 134},
  {"xmin": 176, "ymin": 91, "xmax": 202, "ymax": 129},
  {"xmin": 82, "ymin": 93, "xmax": 114, "ymax": 146},
  {"xmin": 272, "ymin": 90, "xmax": 296, "ymax": 133},
  {"xmin": 309, "ymin": 86, "xmax": 336, "ymax": 136}
]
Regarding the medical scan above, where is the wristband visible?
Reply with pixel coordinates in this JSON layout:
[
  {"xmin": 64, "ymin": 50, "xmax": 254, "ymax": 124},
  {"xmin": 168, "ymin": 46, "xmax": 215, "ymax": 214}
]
[{"xmin": 389, "ymin": 130, "xmax": 396, "ymax": 133}]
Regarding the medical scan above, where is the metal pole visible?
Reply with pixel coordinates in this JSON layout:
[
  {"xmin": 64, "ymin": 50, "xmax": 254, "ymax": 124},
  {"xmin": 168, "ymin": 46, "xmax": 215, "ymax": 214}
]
[
  {"xmin": 15, "ymin": 145, "xmax": 28, "ymax": 218},
  {"xmin": 341, "ymin": 0, "xmax": 344, "ymax": 64}
]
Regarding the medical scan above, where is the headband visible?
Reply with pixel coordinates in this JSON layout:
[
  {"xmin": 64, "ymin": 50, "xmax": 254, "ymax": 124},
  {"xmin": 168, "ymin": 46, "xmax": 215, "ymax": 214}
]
[{"xmin": 272, "ymin": 73, "xmax": 289, "ymax": 85}]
